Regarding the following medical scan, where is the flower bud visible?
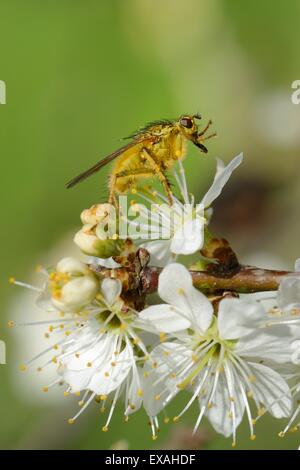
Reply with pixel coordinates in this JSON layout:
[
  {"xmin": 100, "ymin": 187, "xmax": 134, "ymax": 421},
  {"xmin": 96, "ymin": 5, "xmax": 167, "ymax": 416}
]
[
  {"xmin": 74, "ymin": 224, "xmax": 122, "ymax": 258},
  {"xmin": 52, "ymin": 276, "xmax": 99, "ymax": 312},
  {"xmin": 80, "ymin": 204, "xmax": 111, "ymax": 225},
  {"xmin": 49, "ymin": 256, "xmax": 99, "ymax": 312},
  {"xmin": 56, "ymin": 257, "xmax": 88, "ymax": 276}
]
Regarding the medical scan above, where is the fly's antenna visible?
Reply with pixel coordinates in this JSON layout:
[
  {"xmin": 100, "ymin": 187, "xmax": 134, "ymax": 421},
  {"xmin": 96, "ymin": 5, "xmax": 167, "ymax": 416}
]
[{"xmin": 193, "ymin": 113, "xmax": 202, "ymax": 120}]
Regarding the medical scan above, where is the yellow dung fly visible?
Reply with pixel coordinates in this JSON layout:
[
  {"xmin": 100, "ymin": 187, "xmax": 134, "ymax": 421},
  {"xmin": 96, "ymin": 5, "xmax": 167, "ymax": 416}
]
[{"xmin": 66, "ymin": 114, "xmax": 216, "ymax": 205}]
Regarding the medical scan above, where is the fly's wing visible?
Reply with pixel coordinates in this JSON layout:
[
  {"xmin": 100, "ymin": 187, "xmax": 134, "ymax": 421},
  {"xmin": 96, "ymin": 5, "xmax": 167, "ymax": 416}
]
[{"xmin": 66, "ymin": 139, "xmax": 149, "ymax": 189}]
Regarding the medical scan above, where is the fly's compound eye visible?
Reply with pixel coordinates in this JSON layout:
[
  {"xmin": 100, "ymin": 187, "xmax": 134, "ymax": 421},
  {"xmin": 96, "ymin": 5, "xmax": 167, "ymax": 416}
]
[{"xmin": 180, "ymin": 116, "xmax": 193, "ymax": 129}]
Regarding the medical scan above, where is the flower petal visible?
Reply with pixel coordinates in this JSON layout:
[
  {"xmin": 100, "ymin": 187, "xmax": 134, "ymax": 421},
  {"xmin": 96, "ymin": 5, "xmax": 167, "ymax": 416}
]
[
  {"xmin": 88, "ymin": 343, "xmax": 133, "ymax": 395},
  {"xmin": 248, "ymin": 362, "xmax": 292, "ymax": 418},
  {"xmin": 138, "ymin": 304, "xmax": 191, "ymax": 333},
  {"xmin": 218, "ymin": 298, "xmax": 266, "ymax": 340},
  {"xmin": 236, "ymin": 326, "xmax": 294, "ymax": 364},
  {"xmin": 143, "ymin": 342, "xmax": 190, "ymax": 417},
  {"xmin": 201, "ymin": 153, "xmax": 243, "ymax": 208},
  {"xmin": 171, "ymin": 218, "xmax": 204, "ymax": 255},
  {"xmin": 125, "ymin": 366, "xmax": 143, "ymax": 415},
  {"xmin": 88, "ymin": 256, "xmax": 121, "ymax": 269},
  {"xmin": 277, "ymin": 277, "xmax": 300, "ymax": 311},
  {"xmin": 204, "ymin": 363, "xmax": 245, "ymax": 437},
  {"xmin": 141, "ymin": 240, "xmax": 173, "ymax": 268},
  {"xmin": 158, "ymin": 263, "xmax": 213, "ymax": 333},
  {"xmin": 101, "ymin": 278, "xmax": 122, "ymax": 306}
]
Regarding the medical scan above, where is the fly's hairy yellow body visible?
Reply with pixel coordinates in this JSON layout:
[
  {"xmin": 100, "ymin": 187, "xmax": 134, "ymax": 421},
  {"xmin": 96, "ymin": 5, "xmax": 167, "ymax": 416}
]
[{"xmin": 66, "ymin": 114, "xmax": 215, "ymax": 205}]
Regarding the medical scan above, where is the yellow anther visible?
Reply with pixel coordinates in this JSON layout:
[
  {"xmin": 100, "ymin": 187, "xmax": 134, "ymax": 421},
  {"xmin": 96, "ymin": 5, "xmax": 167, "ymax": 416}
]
[
  {"xmin": 65, "ymin": 331, "xmax": 71, "ymax": 336},
  {"xmin": 111, "ymin": 361, "xmax": 116, "ymax": 367},
  {"xmin": 137, "ymin": 388, "xmax": 143, "ymax": 397},
  {"xmin": 63, "ymin": 391, "xmax": 69, "ymax": 397},
  {"xmin": 52, "ymin": 356, "xmax": 57, "ymax": 364},
  {"xmin": 42, "ymin": 387, "xmax": 49, "ymax": 392},
  {"xmin": 75, "ymin": 353, "xmax": 80, "ymax": 358},
  {"xmin": 176, "ymin": 383, "xmax": 186, "ymax": 390},
  {"xmin": 52, "ymin": 290, "xmax": 62, "ymax": 300},
  {"xmin": 257, "ymin": 407, "xmax": 266, "ymax": 417},
  {"xmin": 248, "ymin": 375, "xmax": 256, "ymax": 383},
  {"xmin": 192, "ymin": 354, "xmax": 199, "ymax": 363},
  {"xmin": 8, "ymin": 276, "xmax": 15, "ymax": 284},
  {"xmin": 87, "ymin": 362, "xmax": 92, "ymax": 368},
  {"xmin": 247, "ymin": 391, "xmax": 253, "ymax": 399},
  {"xmin": 152, "ymin": 435, "xmax": 157, "ymax": 441},
  {"xmin": 130, "ymin": 404, "xmax": 136, "ymax": 410},
  {"xmin": 68, "ymin": 418, "xmax": 75, "ymax": 425},
  {"xmin": 104, "ymin": 372, "xmax": 110, "ymax": 377},
  {"xmin": 278, "ymin": 431, "xmax": 285, "ymax": 438},
  {"xmin": 48, "ymin": 325, "xmax": 53, "ymax": 332},
  {"xmin": 78, "ymin": 400, "xmax": 84, "ymax": 407},
  {"xmin": 37, "ymin": 367, "xmax": 42, "ymax": 372},
  {"xmin": 159, "ymin": 332, "xmax": 166, "ymax": 343},
  {"xmin": 112, "ymin": 234, "xmax": 118, "ymax": 240},
  {"xmin": 100, "ymin": 395, "xmax": 107, "ymax": 401},
  {"xmin": 53, "ymin": 344, "xmax": 59, "ymax": 350},
  {"xmin": 250, "ymin": 435, "xmax": 256, "ymax": 441},
  {"xmin": 152, "ymin": 362, "xmax": 157, "ymax": 369},
  {"xmin": 231, "ymin": 441, "xmax": 236, "ymax": 448},
  {"xmin": 75, "ymin": 391, "xmax": 81, "ymax": 397},
  {"xmin": 102, "ymin": 426, "xmax": 109, "ymax": 432},
  {"xmin": 154, "ymin": 394, "xmax": 161, "ymax": 401},
  {"xmin": 131, "ymin": 188, "xmax": 137, "ymax": 195},
  {"xmin": 177, "ymin": 288, "xmax": 185, "ymax": 295},
  {"xmin": 164, "ymin": 417, "xmax": 170, "ymax": 424},
  {"xmin": 207, "ymin": 402, "xmax": 214, "ymax": 409},
  {"xmin": 173, "ymin": 416, "xmax": 179, "ymax": 423},
  {"xmin": 143, "ymin": 372, "xmax": 149, "ymax": 378},
  {"xmin": 19, "ymin": 364, "xmax": 27, "ymax": 372},
  {"xmin": 7, "ymin": 320, "xmax": 14, "ymax": 328},
  {"xmin": 124, "ymin": 416, "xmax": 129, "ymax": 422}
]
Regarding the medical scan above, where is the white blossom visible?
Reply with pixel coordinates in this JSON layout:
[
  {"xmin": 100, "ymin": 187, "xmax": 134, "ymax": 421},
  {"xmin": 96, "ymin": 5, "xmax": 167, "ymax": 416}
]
[
  {"xmin": 139, "ymin": 263, "xmax": 293, "ymax": 442},
  {"xmin": 133, "ymin": 153, "xmax": 243, "ymax": 266},
  {"xmin": 10, "ymin": 266, "xmax": 154, "ymax": 431}
]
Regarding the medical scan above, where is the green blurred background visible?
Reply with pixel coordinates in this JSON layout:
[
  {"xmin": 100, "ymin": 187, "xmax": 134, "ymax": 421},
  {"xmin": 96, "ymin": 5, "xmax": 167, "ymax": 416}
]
[{"xmin": 1, "ymin": 0, "xmax": 300, "ymax": 450}]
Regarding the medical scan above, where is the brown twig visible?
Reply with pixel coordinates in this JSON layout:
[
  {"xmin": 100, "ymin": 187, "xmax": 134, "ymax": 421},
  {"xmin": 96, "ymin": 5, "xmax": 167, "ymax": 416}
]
[{"xmin": 90, "ymin": 263, "xmax": 299, "ymax": 295}]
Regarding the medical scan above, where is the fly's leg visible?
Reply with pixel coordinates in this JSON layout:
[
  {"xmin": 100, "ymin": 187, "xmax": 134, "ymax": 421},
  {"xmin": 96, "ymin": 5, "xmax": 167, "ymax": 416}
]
[
  {"xmin": 198, "ymin": 119, "xmax": 213, "ymax": 137},
  {"xmin": 109, "ymin": 168, "xmax": 156, "ymax": 206},
  {"xmin": 198, "ymin": 119, "xmax": 217, "ymax": 142},
  {"xmin": 141, "ymin": 148, "xmax": 173, "ymax": 205},
  {"xmin": 108, "ymin": 175, "xmax": 117, "ymax": 205}
]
